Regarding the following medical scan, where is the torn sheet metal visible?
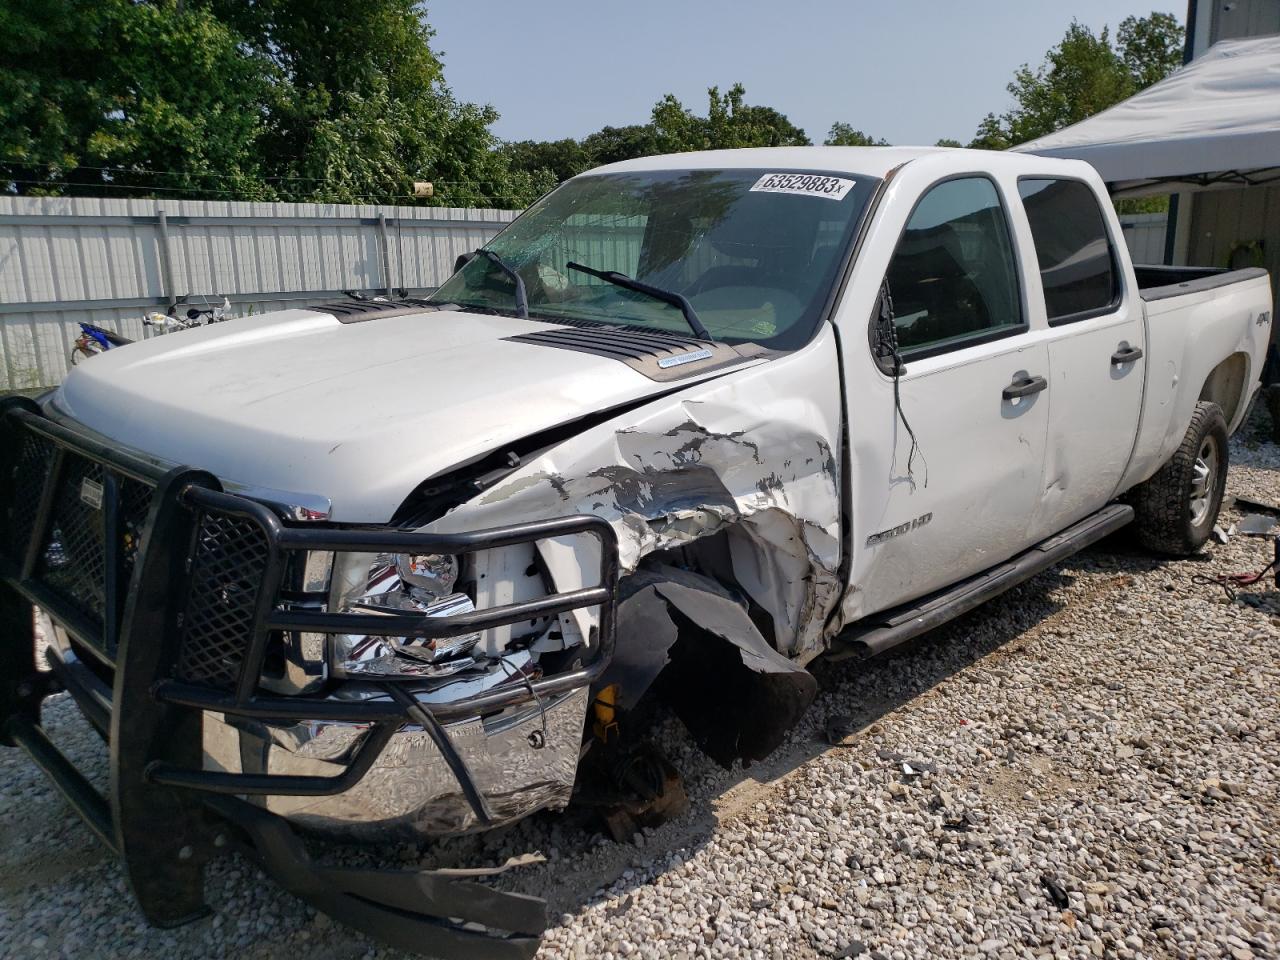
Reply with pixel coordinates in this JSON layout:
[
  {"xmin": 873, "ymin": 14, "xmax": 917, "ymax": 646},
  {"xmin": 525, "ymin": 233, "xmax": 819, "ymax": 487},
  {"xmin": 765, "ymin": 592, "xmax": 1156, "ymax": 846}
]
[
  {"xmin": 1236, "ymin": 513, "xmax": 1279, "ymax": 536},
  {"xmin": 425, "ymin": 327, "xmax": 846, "ymax": 662},
  {"xmin": 602, "ymin": 566, "xmax": 817, "ymax": 765},
  {"xmin": 1230, "ymin": 494, "xmax": 1280, "ymax": 515},
  {"xmin": 604, "ymin": 566, "xmax": 816, "ymax": 705}
]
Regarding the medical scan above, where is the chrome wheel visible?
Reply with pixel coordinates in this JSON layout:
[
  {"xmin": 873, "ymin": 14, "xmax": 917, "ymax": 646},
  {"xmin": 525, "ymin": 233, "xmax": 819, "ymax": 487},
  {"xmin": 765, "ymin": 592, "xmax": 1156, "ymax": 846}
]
[{"xmin": 1189, "ymin": 434, "xmax": 1219, "ymax": 526}]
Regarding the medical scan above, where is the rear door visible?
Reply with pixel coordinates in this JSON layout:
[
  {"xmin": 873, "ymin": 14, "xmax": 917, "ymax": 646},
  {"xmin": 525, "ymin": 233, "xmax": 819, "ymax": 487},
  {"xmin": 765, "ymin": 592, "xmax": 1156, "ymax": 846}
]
[{"xmin": 1015, "ymin": 178, "xmax": 1144, "ymax": 538}]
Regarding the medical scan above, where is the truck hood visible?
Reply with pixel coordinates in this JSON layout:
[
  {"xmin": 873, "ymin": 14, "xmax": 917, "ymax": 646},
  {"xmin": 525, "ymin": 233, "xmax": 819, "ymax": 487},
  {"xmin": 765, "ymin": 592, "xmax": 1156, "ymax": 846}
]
[{"xmin": 52, "ymin": 307, "xmax": 708, "ymax": 521}]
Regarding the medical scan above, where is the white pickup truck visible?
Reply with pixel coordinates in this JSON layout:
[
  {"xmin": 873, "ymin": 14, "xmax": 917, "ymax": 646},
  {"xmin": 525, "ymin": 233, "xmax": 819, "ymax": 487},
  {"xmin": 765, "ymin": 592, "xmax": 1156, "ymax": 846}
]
[{"xmin": 1, "ymin": 147, "xmax": 1271, "ymax": 956}]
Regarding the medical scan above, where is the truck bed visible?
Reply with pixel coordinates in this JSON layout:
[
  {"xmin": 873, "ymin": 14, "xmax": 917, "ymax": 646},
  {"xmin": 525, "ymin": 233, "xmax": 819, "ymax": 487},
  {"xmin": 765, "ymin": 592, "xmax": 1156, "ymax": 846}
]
[{"xmin": 1135, "ymin": 264, "xmax": 1270, "ymax": 302}]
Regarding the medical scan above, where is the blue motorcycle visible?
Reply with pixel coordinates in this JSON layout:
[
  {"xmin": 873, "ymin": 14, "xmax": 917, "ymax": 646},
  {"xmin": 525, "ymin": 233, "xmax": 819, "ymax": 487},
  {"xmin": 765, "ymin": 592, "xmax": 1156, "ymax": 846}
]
[{"xmin": 70, "ymin": 322, "xmax": 133, "ymax": 365}]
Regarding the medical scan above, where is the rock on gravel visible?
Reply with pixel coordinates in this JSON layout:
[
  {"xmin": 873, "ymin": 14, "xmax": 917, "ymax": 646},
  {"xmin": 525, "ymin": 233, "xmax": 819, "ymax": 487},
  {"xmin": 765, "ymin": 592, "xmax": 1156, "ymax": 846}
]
[{"xmin": 2, "ymin": 409, "xmax": 1279, "ymax": 960}]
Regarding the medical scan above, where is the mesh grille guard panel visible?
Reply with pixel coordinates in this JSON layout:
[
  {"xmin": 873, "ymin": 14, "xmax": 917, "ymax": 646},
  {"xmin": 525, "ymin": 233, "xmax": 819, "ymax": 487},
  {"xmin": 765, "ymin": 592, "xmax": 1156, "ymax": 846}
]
[
  {"xmin": 176, "ymin": 512, "xmax": 271, "ymax": 688},
  {"xmin": 505, "ymin": 326, "xmax": 760, "ymax": 382},
  {"xmin": 1, "ymin": 428, "xmax": 156, "ymax": 659},
  {"xmin": 43, "ymin": 457, "xmax": 108, "ymax": 629},
  {"xmin": 4, "ymin": 432, "xmax": 53, "ymax": 562}
]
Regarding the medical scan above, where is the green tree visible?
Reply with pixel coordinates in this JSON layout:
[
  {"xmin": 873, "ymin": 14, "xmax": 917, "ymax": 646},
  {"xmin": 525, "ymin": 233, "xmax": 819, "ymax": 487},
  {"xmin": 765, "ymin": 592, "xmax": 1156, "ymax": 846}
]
[
  {"xmin": 209, "ymin": 0, "xmax": 531, "ymax": 206},
  {"xmin": 2, "ymin": 0, "xmax": 536, "ymax": 207},
  {"xmin": 651, "ymin": 83, "xmax": 810, "ymax": 153},
  {"xmin": 969, "ymin": 12, "xmax": 1184, "ymax": 150},
  {"xmin": 1, "ymin": 0, "xmax": 273, "ymax": 198},
  {"xmin": 0, "ymin": 1, "xmax": 110, "ymax": 190},
  {"xmin": 824, "ymin": 123, "xmax": 889, "ymax": 146},
  {"xmin": 580, "ymin": 124, "xmax": 664, "ymax": 166},
  {"xmin": 492, "ymin": 83, "xmax": 810, "ymax": 198},
  {"xmin": 501, "ymin": 138, "xmax": 592, "ymax": 191},
  {"xmin": 1118, "ymin": 12, "xmax": 1185, "ymax": 90},
  {"xmin": 934, "ymin": 138, "xmax": 963, "ymax": 148}
]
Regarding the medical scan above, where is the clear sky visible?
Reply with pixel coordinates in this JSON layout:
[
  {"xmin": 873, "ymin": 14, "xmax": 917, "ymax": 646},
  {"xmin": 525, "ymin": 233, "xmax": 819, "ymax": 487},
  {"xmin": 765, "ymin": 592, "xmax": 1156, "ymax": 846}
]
[{"xmin": 427, "ymin": 1, "xmax": 1185, "ymax": 147}]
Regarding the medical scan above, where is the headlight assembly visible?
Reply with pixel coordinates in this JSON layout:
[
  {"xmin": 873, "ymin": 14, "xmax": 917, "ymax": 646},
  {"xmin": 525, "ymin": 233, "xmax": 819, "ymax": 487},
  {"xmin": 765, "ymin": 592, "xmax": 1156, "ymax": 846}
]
[
  {"xmin": 396, "ymin": 552, "xmax": 459, "ymax": 600},
  {"xmin": 326, "ymin": 551, "xmax": 480, "ymax": 679}
]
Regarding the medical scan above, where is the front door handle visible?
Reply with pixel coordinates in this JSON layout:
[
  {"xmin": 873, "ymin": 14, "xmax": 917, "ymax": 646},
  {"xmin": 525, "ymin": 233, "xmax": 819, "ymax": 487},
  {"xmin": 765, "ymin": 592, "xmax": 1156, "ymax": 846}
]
[
  {"xmin": 1003, "ymin": 374, "xmax": 1048, "ymax": 400},
  {"xmin": 1111, "ymin": 344, "xmax": 1144, "ymax": 365}
]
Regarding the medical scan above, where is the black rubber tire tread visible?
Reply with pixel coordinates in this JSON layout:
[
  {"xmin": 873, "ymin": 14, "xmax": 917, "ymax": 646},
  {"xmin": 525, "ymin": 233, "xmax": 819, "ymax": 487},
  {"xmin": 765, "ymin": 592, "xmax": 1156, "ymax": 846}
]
[{"xmin": 1132, "ymin": 400, "xmax": 1229, "ymax": 556}]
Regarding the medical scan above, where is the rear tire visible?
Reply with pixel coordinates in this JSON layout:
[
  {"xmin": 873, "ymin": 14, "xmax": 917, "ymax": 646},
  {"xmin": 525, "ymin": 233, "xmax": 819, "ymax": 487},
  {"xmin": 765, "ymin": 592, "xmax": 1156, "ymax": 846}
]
[{"xmin": 1132, "ymin": 400, "xmax": 1229, "ymax": 556}]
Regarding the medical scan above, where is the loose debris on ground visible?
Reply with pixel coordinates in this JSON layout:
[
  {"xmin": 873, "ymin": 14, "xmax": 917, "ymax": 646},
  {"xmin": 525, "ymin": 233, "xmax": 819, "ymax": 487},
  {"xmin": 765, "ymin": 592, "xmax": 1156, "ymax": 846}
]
[{"xmin": 2, "ymin": 408, "xmax": 1278, "ymax": 960}]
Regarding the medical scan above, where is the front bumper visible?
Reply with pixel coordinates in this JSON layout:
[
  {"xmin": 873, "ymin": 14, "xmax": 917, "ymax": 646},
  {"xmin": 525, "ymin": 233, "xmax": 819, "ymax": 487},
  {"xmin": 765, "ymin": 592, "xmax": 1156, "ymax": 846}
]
[
  {"xmin": 0, "ymin": 397, "xmax": 619, "ymax": 957},
  {"xmin": 44, "ymin": 632, "xmax": 590, "ymax": 839},
  {"xmin": 203, "ymin": 687, "xmax": 590, "ymax": 839}
]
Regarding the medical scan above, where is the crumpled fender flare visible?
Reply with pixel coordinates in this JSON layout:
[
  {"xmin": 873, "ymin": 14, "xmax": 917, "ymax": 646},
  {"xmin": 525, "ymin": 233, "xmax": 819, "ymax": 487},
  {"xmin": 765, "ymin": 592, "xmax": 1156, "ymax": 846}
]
[{"xmin": 601, "ymin": 565, "xmax": 818, "ymax": 766}]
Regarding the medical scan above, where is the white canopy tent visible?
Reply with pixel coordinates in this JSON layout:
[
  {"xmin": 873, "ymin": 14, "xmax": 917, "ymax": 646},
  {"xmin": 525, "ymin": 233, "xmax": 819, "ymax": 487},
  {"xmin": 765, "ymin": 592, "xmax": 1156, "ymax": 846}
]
[{"xmin": 1015, "ymin": 35, "xmax": 1280, "ymax": 197}]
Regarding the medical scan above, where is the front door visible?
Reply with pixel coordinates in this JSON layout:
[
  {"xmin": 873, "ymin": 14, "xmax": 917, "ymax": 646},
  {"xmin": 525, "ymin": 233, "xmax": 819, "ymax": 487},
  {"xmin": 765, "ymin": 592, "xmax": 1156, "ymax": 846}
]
[
  {"xmin": 1015, "ymin": 177, "xmax": 1145, "ymax": 539},
  {"xmin": 846, "ymin": 175, "xmax": 1051, "ymax": 616}
]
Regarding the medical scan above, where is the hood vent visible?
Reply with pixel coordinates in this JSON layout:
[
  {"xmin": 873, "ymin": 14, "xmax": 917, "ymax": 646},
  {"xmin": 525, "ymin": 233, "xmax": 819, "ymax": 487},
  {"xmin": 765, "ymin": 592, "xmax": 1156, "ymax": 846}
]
[
  {"xmin": 313, "ymin": 299, "xmax": 437, "ymax": 323},
  {"xmin": 506, "ymin": 326, "xmax": 761, "ymax": 381}
]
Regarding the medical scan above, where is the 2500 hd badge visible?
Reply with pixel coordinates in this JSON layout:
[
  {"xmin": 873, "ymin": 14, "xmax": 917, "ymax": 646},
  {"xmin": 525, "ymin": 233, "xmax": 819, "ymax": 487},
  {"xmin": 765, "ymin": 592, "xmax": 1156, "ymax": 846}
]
[{"xmin": 866, "ymin": 512, "xmax": 934, "ymax": 547}]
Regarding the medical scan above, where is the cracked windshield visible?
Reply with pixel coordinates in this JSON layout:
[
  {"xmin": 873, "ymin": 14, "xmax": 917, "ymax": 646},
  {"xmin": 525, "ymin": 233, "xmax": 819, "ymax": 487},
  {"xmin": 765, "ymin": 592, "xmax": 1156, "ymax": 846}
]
[{"xmin": 431, "ymin": 169, "xmax": 878, "ymax": 348}]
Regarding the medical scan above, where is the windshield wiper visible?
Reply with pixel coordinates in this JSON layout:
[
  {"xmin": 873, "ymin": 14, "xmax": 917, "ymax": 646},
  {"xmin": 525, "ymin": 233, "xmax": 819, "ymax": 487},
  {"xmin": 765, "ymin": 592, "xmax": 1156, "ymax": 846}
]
[
  {"xmin": 473, "ymin": 249, "xmax": 529, "ymax": 318},
  {"xmin": 566, "ymin": 261, "xmax": 711, "ymax": 340}
]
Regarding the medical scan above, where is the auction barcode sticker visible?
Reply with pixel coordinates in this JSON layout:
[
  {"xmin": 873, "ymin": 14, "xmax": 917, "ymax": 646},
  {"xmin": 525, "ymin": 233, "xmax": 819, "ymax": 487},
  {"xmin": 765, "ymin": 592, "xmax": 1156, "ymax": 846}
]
[{"xmin": 750, "ymin": 173, "xmax": 855, "ymax": 200}]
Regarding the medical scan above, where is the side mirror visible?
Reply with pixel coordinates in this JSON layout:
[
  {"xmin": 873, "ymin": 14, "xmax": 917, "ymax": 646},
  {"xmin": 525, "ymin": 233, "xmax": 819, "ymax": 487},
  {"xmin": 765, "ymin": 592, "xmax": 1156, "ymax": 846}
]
[
  {"xmin": 453, "ymin": 251, "xmax": 477, "ymax": 274},
  {"xmin": 871, "ymin": 284, "xmax": 905, "ymax": 375}
]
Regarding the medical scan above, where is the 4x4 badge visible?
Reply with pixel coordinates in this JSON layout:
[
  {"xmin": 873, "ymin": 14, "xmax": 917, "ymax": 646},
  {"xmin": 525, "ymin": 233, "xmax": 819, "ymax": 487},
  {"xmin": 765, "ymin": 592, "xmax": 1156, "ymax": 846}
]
[{"xmin": 79, "ymin": 477, "xmax": 104, "ymax": 510}]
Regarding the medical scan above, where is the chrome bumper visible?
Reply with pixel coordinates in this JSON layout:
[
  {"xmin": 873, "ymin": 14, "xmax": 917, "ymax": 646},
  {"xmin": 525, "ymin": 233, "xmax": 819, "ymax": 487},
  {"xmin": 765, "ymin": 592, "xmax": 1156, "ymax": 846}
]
[
  {"xmin": 203, "ymin": 686, "xmax": 588, "ymax": 838},
  {"xmin": 46, "ymin": 628, "xmax": 588, "ymax": 840}
]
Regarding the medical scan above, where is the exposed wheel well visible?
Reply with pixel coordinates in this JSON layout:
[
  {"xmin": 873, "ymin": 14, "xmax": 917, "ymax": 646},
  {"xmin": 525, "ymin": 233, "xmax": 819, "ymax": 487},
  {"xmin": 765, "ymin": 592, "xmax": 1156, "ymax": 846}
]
[{"xmin": 1199, "ymin": 352, "xmax": 1250, "ymax": 428}]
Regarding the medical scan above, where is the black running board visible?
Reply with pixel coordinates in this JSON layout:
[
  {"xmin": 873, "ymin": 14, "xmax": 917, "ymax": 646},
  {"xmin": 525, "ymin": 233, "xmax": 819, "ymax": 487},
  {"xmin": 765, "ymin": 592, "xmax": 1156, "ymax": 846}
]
[{"xmin": 830, "ymin": 503, "xmax": 1133, "ymax": 660}]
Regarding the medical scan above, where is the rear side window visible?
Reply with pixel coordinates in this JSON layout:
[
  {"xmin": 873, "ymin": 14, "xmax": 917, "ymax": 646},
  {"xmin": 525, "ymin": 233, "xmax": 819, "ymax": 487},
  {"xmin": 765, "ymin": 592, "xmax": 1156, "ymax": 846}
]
[
  {"xmin": 885, "ymin": 177, "xmax": 1023, "ymax": 355},
  {"xmin": 1018, "ymin": 178, "xmax": 1119, "ymax": 322}
]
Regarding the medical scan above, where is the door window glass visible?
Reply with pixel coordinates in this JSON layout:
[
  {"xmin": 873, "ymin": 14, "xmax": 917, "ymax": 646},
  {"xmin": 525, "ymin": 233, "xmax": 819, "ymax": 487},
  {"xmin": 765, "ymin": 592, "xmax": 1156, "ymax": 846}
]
[
  {"xmin": 1018, "ymin": 178, "xmax": 1118, "ymax": 322},
  {"xmin": 884, "ymin": 177, "xmax": 1023, "ymax": 354}
]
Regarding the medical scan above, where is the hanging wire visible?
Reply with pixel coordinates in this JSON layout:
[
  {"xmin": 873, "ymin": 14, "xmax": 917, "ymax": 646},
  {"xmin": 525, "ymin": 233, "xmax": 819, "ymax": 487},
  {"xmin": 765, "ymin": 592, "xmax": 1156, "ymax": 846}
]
[
  {"xmin": 878, "ymin": 280, "xmax": 928, "ymax": 487},
  {"xmin": 1193, "ymin": 556, "xmax": 1277, "ymax": 602}
]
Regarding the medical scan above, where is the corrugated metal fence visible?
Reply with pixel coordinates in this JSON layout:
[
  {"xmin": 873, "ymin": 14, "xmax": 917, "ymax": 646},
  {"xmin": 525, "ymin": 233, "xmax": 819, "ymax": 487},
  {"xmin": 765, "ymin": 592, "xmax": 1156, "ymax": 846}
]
[
  {"xmin": 0, "ymin": 197, "xmax": 517, "ymax": 389},
  {"xmin": 1118, "ymin": 212, "xmax": 1169, "ymax": 265}
]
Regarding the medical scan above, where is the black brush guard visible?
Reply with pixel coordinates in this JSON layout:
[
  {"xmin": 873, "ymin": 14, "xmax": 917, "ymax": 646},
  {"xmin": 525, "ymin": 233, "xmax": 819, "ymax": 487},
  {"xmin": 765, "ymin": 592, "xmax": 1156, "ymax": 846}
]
[{"xmin": 0, "ymin": 397, "xmax": 619, "ymax": 959}]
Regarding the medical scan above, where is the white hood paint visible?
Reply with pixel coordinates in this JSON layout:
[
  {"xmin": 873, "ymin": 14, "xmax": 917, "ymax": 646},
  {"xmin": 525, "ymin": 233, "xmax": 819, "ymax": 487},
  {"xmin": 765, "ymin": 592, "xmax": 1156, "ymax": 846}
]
[{"xmin": 54, "ymin": 307, "xmax": 693, "ymax": 521}]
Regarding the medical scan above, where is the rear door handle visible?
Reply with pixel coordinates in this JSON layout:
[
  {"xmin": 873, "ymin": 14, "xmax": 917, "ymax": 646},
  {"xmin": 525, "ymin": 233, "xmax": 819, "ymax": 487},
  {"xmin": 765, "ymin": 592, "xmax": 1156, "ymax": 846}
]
[
  {"xmin": 1003, "ymin": 374, "xmax": 1048, "ymax": 400},
  {"xmin": 1111, "ymin": 345, "xmax": 1144, "ymax": 364}
]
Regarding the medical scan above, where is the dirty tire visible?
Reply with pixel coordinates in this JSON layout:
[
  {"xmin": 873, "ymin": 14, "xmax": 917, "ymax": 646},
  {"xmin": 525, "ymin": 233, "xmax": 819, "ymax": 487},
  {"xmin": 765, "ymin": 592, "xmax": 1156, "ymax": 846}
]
[{"xmin": 1132, "ymin": 400, "xmax": 1229, "ymax": 556}]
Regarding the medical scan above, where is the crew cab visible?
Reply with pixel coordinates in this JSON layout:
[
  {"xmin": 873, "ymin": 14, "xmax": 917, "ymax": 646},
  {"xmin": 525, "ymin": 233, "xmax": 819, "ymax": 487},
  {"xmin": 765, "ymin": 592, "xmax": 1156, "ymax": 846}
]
[{"xmin": 1, "ymin": 147, "xmax": 1271, "ymax": 957}]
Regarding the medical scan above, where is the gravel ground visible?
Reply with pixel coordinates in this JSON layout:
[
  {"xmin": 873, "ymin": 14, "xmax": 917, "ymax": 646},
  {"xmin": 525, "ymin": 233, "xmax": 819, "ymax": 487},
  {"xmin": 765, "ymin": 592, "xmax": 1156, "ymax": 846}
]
[{"xmin": 2, "ymin": 411, "xmax": 1279, "ymax": 960}]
